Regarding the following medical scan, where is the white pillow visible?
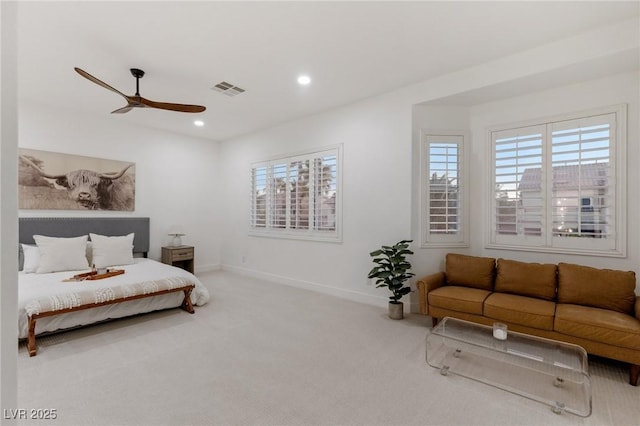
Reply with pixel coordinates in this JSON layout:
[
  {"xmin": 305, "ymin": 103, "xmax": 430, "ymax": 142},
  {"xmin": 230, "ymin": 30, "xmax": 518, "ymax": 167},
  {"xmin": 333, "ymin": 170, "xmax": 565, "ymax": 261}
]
[
  {"xmin": 85, "ymin": 241, "xmax": 93, "ymax": 266},
  {"xmin": 21, "ymin": 244, "xmax": 40, "ymax": 273},
  {"xmin": 33, "ymin": 235, "xmax": 89, "ymax": 274},
  {"xmin": 90, "ymin": 233, "xmax": 134, "ymax": 268}
]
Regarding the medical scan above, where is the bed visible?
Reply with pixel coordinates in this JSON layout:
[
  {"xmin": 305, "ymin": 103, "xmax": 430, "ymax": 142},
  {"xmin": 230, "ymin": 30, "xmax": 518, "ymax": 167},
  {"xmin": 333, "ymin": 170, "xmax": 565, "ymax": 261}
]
[{"xmin": 18, "ymin": 217, "xmax": 210, "ymax": 355}]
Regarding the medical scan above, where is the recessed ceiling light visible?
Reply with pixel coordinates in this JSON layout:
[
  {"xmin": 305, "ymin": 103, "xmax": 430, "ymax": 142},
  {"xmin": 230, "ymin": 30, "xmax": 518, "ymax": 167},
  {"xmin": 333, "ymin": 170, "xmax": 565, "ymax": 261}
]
[
  {"xmin": 297, "ymin": 75, "xmax": 311, "ymax": 85},
  {"xmin": 194, "ymin": 120, "xmax": 204, "ymax": 127}
]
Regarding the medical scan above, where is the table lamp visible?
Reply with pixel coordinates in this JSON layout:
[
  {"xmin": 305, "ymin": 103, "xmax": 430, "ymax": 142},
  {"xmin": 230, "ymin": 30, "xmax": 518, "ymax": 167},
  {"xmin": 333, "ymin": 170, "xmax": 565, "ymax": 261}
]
[{"xmin": 168, "ymin": 225, "xmax": 185, "ymax": 247}]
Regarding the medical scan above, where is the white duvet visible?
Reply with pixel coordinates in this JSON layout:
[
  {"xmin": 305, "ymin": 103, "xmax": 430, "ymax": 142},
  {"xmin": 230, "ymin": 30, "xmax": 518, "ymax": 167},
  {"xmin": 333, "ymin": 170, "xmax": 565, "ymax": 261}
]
[{"xmin": 18, "ymin": 258, "xmax": 210, "ymax": 339}]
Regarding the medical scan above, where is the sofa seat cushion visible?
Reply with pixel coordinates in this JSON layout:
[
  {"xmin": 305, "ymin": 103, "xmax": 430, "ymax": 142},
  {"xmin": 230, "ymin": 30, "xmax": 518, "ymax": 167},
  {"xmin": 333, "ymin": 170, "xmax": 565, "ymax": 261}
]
[
  {"xmin": 445, "ymin": 253, "xmax": 496, "ymax": 291},
  {"xmin": 484, "ymin": 293, "xmax": 556, "ymax": 330},
  {"xmin": 555, "ymin": 304, "xmax": 640, "ymax": 350},
  {"xmin": 557, "ymin": 263, "xmax": 636, "ymax": 315},
  {"xmin": 428, "ymin": 286, "xmax": 491, "ymax": 316},
  {"xmin": 494, "ymin": 258, "xmax": 557, "ymax": 301}
]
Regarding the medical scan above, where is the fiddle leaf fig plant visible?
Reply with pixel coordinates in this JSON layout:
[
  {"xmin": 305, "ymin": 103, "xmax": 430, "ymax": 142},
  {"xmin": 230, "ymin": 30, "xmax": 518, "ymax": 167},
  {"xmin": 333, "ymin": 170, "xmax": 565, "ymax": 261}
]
[{"xmin": 368, "ymin": 239, "xmax": 414, "ymax": 303}]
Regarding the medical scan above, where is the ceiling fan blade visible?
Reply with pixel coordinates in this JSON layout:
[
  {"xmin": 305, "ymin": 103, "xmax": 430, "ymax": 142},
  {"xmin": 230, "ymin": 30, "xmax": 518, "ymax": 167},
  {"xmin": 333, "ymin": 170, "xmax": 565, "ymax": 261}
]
[
  {"xmin": 139, "ymin": 97, "xmax": 206, "ymax": 113},
  {"xmin": 76, "ymin": 67, "xmax": 206, "ymax": 114},
  {"xmin": 75, "ymin": 67, "xmax": 128, "ymax": 99},
  {"xmin": 111, "ymin": 105, "xmax": 136, "ymax": 114},
  {"xmin": 111, "ymin": 96, "xmax": 147, "ymax": 114}
]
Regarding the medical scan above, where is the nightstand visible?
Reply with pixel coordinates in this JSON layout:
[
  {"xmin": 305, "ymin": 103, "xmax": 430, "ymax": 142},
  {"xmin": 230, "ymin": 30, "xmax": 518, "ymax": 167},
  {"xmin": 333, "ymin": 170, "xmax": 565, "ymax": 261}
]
[{"xmin": 161, "ymin": 246, "xmax": 194, "ymax": 274}]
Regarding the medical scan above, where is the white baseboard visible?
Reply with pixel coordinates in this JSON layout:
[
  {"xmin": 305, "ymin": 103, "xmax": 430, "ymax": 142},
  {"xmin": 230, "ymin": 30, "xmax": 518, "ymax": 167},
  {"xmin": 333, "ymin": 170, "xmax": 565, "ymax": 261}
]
[
  {"xmin": 221, "ymin": 264, "xmax": 389, "ymax": 309},
  {"xmin": 195, "ymin": 263, "xmax": 221, "ymax": 274}
]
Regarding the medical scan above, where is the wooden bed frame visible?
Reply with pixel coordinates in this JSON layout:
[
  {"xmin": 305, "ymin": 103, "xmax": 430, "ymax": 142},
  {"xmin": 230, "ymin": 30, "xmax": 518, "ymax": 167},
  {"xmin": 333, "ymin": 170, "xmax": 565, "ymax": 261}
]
[
  {"xmin": 19, "ymin": 217, "xmax": 196, "ymax": 356},
  {"xmin": 26, "ymin": 284, "xmax": 194, "ymax": 356}
]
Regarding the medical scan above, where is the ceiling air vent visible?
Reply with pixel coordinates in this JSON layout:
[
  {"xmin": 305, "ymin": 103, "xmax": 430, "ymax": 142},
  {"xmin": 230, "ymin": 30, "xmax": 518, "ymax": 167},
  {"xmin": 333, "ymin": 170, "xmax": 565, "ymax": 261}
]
[{"xmin": 211, "ymin": 81, "xmax": 245, "ymax": 97}]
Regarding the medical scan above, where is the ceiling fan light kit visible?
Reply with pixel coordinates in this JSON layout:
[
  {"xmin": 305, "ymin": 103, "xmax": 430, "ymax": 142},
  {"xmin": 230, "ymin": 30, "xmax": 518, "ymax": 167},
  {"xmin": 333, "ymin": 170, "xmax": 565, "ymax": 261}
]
[{"xmin": 74, "ymin": 67, "xmax": 206, "ymax": 114}]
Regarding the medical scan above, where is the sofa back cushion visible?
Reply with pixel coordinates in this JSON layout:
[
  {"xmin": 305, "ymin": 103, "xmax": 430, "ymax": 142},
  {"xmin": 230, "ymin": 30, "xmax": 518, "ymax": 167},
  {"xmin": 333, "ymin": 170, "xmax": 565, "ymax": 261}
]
[
  {"xmin": 557, "ymin": 263, "xmax": 636, "ymax": 315},
  {"xmin": 445, "ymin": 253, "xmax": 495, "ymax": 291},
  {"xmin": 494, "ymin": 259, "xmax": 557, "ymax": 301}
]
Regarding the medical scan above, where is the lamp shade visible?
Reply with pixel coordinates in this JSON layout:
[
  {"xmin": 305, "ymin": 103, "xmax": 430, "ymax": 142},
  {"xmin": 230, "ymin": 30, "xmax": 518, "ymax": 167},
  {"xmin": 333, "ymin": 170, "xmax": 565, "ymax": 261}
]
[{"xmin": 168, "ymin": 225, "xmax": 186, "ymax": 237}]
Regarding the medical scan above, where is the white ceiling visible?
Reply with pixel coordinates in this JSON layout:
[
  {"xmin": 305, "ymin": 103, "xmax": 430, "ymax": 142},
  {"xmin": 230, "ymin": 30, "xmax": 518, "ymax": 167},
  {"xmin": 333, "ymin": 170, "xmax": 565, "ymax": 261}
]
[{"xmin": 17, "ymin": 1, "xmax": 640, "ymax": 142}]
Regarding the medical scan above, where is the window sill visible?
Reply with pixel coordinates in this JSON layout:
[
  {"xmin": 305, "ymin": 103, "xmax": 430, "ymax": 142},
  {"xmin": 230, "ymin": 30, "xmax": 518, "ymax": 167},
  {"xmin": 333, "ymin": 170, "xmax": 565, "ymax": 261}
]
[
  {"xmin": 249, "ymin": 229, "xmax": 342, "ymax": 244},
  {"xmin": 485, "ymin": 243, "xmax": 625, "ymax": 258}
]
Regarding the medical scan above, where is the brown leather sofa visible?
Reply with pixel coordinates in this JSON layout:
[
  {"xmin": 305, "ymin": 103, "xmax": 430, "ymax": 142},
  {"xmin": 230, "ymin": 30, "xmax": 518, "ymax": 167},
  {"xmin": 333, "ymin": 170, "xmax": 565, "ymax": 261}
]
[{"xmin": 417, "ymin": 253, "xmax": 640, "ymax": 386}]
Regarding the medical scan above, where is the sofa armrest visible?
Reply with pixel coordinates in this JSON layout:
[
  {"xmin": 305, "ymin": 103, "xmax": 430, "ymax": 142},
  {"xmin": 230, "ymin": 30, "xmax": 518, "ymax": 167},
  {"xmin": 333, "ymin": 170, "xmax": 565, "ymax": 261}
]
[
  {"xmin": 416, "ymin": 272, "xmax": 446, "ymax": 315},
  {"xmin": 635, "ymin": 296, "xmax": 640, "ymax": 320}
]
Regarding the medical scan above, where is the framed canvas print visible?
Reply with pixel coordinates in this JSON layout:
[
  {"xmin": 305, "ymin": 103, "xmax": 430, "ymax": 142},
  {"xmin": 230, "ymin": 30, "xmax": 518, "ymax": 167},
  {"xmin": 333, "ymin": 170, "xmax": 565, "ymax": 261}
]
[{"xmin": 19, "ymin": 148, "xmax": 136, "ymax": 211}]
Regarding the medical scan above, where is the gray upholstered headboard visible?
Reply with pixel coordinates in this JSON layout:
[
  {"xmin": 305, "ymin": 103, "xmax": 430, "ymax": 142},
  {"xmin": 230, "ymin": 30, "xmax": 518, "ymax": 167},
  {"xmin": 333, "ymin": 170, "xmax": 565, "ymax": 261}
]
[{"xmin": 19, "ymin": 217, "xmax": 150, "ymax": 256}]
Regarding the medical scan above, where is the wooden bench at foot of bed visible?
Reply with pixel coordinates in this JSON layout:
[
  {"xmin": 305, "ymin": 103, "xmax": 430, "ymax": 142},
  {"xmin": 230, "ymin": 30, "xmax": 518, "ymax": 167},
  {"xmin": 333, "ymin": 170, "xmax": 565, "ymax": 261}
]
[{"xmin": 26, "ymin": 283, "xmax": 195, "ymax": 357}]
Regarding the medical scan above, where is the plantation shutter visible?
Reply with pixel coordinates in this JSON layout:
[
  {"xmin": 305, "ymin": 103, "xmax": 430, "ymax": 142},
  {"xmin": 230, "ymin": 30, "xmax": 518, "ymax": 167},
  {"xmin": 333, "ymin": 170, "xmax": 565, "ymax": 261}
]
[
  {"xmin": 289, "ymin": 159, "xmax": 310, "ymax": 229},
  {"xmin": 249, "ymin": 146, "xmax": 341, "ymax": 241},
  {"xmin": 492, "ymin": 125, "xmax": 545, "ymax": 245},
  {"xmin": 313, "ymin": 154, "xmax": 337, "ymax": 231},
  {"xmin": 422, "ymin": 132, "xmax": 468, "ymax": 247},
  {"xmin": 488, "ymin": 105, "xmax": 624, "ymax": 256},
  {"xmin": 269, "ymin": 163, "xmax": 287, "ymax": 229},
  {"xmin": 250, "ymin": 165, "xmax": 267, "ymax": 228},
  {"xmin": 549, "ymin": 113, "xmax": 616, "ymax": 250}
]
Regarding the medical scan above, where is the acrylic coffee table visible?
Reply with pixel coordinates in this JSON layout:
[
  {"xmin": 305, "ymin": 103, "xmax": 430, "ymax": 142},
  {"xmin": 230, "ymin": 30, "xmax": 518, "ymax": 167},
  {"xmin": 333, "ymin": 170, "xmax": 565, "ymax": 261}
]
[{"xmin": 426, "ymin": 317, "xmax": 591, "ymax": 417}]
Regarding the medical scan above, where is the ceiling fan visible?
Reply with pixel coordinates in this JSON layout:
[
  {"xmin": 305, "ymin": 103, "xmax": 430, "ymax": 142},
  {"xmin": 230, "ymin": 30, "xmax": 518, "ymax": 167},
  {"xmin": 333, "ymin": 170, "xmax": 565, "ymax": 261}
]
[{"xmin": 74, "ymin": 67, "xmax": 206, "ymax": 114}]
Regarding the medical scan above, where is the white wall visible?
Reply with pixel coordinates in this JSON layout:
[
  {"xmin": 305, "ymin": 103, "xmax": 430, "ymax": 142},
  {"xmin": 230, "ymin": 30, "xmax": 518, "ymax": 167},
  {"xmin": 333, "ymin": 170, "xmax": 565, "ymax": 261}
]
[
  {"xmin": 14, "ymin": 16, "xmax": 638, "ymax": 319},
  {"xmin": 469, "ymin": 71, "xmax": 639, "ymax": 272},
  {"xmin": 220, "ymin": 18, "xmax": 640, "ymax": 312},
  {"xmin": 1, "ymin": 0, "xmax": 19, "ymax": 417},
  {"xmin": 410, "ymin": 104, "xmax": 472, "ymax": 262},
  {"xmin": 410, "ymin": 71, "xmax": 640, "ymax": 276},
  {"xmin": 220, "ymin": 95, "xmax": 413, "ymax": 308},
  {"xmin": 2, "ymin": 6, "xmax": 636, "ymax": 421},
  {"xmin": 18, "ymin": 102, "xmax": 221, "ymax": 272}
]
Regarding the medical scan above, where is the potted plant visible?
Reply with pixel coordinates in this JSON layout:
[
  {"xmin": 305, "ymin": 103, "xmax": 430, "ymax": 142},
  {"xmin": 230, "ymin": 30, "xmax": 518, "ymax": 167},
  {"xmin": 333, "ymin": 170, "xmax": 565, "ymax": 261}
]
[{"xmin": 368, "ymin": 239, "xmax": 414, "ymax": 320}]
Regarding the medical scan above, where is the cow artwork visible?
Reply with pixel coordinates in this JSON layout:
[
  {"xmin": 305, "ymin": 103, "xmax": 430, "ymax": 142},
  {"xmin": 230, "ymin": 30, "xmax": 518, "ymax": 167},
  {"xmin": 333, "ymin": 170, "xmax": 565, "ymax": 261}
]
[{"xmin": 19, "ymin": 149, "xmax": 135, "ymax": 211}]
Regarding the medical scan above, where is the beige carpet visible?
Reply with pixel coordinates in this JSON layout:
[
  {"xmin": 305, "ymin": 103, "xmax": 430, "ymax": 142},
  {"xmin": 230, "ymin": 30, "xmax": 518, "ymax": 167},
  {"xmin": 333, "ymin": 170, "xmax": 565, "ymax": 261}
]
[{"xmin": 17, "ymin": 270, "xmax": 640, "ymax": 425}]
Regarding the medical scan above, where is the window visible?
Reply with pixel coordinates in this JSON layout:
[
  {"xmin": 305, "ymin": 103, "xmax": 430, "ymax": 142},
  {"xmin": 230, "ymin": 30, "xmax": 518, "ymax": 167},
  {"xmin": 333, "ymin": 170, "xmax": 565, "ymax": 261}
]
[
  {"xmin": 421, "ymin": 131, "xmax": 468, "ymax": 247},
  {"xmin": 489, "ymin": 105, "xmax": 626, "ymax": 256},
  {"xmin": 250, "ymin": 146, "xmax": 341, "ymax": 241}
]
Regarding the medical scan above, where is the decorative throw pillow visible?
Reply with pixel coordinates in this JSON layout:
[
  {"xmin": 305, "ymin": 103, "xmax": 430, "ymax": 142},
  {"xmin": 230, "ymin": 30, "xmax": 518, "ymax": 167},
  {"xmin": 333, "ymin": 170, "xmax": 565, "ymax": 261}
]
[
  {"xmin": 21, "ymin": 244, "xmax": 41, "ymax": 273},
  {"xmin": 33, "ymin": 235, "xmax": 89, "ymax": 274},
  {"xmin": 89, "ymin": 233, "xmax": 135, "ymax": 268}
]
